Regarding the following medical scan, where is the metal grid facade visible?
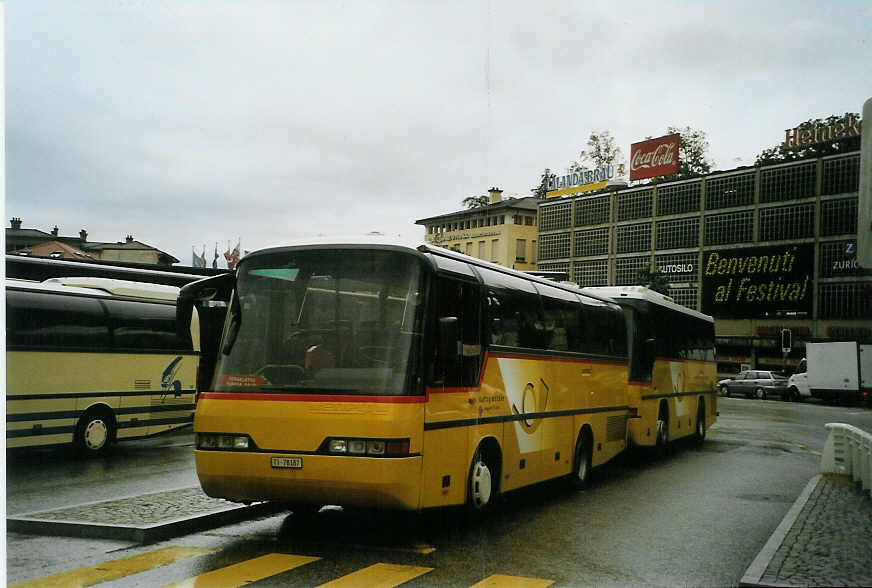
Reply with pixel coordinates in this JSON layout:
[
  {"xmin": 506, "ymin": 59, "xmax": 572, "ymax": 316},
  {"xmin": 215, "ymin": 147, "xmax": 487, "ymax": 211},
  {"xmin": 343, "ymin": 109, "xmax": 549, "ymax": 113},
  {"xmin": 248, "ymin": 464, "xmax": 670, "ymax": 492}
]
[
  {"xmin": 821, "ymin": 154, "xmax": 860, "ymax": 196},
  {"xmin": 575, "ymin": 196, "xmax": 610, "ymax": 226},
  {"xmin": 538, "ymin": 232, "xmax": 571, "ymax": 260},
  {"xmin": 656, "ymin": 217, "xmax": 699, "ymax": 250},
  {"xmin": 574, "ymin": 227, "xmax": 609, "ymax": 257},
  {"xmin": 706, "ymin": 172, "xmax": 755, "ymax": 210},
  {"xmin": 656, "ymin": 181, "xmax": 701, "ymax": 216},
  {"xmin": 539, "ymin": 202, "xmax": 572, "ymax": 231},
  {"xmin": 614, "ymin": 222, "xmax": 652, "ymax": 254},
  {"xmin": 614, "ymin": 256, "xmax": 649, "ymax": 286},
  {"xmin": 536, "ymin": 152, "xmax": 869, "ymax": 324},
  {"xmin": 759, "ymin": 161, "xmax": 815, "ymax": 203},
  {"xmin": 704, "ymin": 210, "xmax": 754, "ymax": 245},
  {"xmin": 615, "ymin": 189, "xmax": 653, "ymax": 221},
  {"xmin": 820, "ymin": 197, "xmax": 857, "ymax": 236},
  {"xmin": 758, "ymin": 203, "xmax": 815, "ymax": 241},
  {"xmin": 572, "ymin": 259, "xmax": 608, "ymax": 287}
]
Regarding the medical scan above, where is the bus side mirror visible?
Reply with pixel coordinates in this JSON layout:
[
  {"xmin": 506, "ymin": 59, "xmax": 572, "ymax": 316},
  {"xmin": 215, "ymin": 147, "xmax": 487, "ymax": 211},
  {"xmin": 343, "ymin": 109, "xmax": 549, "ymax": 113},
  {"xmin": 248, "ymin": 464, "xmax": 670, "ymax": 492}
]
[
  {"xmin": 177, "ymin": 273, "xmax": 235, "ymax": 346},
  {"xmin": 438, "ymin": 317, "xmax": 460, "ymax": 369}
]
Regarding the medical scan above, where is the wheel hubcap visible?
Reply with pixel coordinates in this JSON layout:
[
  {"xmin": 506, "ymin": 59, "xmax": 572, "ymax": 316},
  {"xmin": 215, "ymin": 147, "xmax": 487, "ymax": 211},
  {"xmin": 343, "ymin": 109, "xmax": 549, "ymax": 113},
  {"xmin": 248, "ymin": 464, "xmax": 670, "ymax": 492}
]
[
  {"xmin": 84, "ymin": 419, "xmax": 108, "ymax": 450},
  {"xmin": 470, "ymin": 461, "xmax": 492, "ymax": 509},
  {"xmin": 657, "ymin": 419, "xmax": 667, "ymax": 445}
]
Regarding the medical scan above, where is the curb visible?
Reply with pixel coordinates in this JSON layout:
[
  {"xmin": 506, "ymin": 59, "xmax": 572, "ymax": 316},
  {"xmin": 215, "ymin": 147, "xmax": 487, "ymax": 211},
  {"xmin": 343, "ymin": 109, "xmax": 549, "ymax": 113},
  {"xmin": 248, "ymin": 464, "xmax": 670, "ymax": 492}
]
[
  {"xmin": 739, "ymin": 474, "xmax": 820, "ymax": 588},
  {"xmin": 6, "ymin": 487, "xmax": 287, "ymax": 544}
]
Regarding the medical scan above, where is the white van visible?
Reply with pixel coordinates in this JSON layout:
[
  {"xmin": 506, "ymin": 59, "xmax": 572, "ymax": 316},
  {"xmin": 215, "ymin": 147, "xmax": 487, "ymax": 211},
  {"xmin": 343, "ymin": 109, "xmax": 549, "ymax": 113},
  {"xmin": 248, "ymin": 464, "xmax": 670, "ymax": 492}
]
[{"xmin": 787, "ymin": 358, "xmax": 811, "ymax": 401}]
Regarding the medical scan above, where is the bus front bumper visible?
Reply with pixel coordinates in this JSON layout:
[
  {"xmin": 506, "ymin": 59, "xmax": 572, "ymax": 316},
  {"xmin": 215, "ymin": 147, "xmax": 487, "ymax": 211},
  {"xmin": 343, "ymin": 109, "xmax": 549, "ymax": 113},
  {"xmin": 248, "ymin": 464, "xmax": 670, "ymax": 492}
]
[{"xmin": 195, "ymin": 450, "xmax": 423, "ymax": 511}]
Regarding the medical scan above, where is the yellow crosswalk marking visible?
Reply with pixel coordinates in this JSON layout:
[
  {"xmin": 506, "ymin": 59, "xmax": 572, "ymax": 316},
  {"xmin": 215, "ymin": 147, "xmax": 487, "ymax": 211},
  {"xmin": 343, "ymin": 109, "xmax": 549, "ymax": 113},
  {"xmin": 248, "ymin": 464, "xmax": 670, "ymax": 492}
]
[
  {"xmin": 317, "ymin": 563, "xmax": 434, "ymax": 588},
  {"xmin": 469, "ymin": 574, "xmax": 555, "ymax": 588},
  {"xmin": 164, "ymin": 553, "xmax": 320, "ymax": 588},
  {"xmin": 10, "ymin": 546, "xmax": 215, "ymax": 588}
]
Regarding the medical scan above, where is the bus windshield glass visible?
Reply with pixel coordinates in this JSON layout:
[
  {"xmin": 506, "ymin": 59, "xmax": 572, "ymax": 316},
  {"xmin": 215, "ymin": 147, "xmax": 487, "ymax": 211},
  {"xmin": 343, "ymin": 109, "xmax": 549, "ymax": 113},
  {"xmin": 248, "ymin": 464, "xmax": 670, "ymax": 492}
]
[{"xmin": 213, "ymin": 249, "xmax": 425, "ymax": 396}]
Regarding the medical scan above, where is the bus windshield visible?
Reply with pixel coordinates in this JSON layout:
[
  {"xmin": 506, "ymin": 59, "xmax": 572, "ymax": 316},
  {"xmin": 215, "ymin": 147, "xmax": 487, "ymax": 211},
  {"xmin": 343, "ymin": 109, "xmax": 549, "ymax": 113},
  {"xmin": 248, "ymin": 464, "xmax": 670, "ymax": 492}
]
[{"xmin": 213, "ymin": 249, "xmax": 425, "ymax": 396}]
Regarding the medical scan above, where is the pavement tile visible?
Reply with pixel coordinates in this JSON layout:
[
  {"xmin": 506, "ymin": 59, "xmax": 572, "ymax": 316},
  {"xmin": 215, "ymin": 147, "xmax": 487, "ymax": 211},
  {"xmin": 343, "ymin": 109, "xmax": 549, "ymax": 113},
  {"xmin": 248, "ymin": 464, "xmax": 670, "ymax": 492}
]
[{"xmin": 743, "ymin": 474, "xmax": 872, "ymax": 587}]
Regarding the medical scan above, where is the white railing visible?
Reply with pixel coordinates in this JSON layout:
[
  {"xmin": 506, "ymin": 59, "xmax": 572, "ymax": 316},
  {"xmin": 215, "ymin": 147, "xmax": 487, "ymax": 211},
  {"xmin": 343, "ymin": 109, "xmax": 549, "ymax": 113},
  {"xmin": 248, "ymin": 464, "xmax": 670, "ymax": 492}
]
[{"xmin": 821, "ymin": 422, "xmax": 872, "ymax": 498}]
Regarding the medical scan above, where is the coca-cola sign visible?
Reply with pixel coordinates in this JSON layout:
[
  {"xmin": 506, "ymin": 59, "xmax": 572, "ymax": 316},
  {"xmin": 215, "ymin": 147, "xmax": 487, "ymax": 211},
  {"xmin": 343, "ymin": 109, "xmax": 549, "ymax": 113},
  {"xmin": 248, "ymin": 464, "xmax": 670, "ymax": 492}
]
[{"xmin": 629, "ymin": 133, "xmax": 680, "ymax": 181}]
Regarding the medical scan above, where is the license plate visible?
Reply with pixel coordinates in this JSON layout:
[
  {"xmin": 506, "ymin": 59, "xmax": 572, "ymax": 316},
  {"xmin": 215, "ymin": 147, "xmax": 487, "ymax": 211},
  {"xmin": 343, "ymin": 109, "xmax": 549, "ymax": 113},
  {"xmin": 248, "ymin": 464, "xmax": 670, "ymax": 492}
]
[{"xmin": 271, "ymin": 456, "xmax": 302, "ymax": 469}]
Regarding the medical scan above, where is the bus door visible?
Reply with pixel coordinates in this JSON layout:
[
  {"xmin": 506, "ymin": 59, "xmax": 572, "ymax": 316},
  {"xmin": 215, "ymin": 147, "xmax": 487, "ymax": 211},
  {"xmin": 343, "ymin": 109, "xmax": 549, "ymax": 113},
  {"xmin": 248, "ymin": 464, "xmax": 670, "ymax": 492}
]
[{"xmin": 422, "ymin": 272, "xmax": 483, "ymax": 508}]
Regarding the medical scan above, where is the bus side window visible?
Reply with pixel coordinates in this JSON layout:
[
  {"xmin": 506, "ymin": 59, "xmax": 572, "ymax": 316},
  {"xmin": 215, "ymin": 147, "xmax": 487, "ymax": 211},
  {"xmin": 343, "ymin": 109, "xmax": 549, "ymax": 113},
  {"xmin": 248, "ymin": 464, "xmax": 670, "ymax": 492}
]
[
  {"xmin": 7, "ymin": 290, "xmax": 109, "ymax": 350},
  {"xmin": 430, "ymin": 276, "xmax": 481, "ymax": 387}
]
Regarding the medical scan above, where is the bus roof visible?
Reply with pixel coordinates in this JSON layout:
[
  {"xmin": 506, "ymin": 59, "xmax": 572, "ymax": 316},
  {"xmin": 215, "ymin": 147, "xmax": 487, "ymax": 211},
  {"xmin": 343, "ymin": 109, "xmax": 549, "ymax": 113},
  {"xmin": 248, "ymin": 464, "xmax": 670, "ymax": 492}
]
[
  {"xmin": 581, "ymin": 285, "xmax": 714, "ymax": 323},
  {"xmin": 7, "ymin": 277, "xmax": 180, "ymax": 302},
  {"xmin": 244, "ymin": 237, "xmax": 619, "ymax": 307},
  {"xmin": 42, "ymin": 277, "xmax": 180, "ymax": 301}
]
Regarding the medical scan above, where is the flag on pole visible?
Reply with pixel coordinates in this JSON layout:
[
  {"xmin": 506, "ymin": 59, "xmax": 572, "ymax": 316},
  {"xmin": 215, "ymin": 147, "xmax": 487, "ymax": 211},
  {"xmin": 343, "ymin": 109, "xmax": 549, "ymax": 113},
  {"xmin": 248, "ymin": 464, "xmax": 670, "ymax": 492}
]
[{"xmin": 224, "ymin": 239, "xmax": 241, "ymax": 270}]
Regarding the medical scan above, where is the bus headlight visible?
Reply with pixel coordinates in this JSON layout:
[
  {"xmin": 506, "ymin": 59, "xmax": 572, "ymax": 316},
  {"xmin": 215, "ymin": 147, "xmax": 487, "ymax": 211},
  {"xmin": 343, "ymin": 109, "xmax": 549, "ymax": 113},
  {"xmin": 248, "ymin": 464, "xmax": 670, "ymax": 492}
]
[
  {"xmin": 323, "ymin": 437, "xmax": 409, "ymax": 456},
  {"xmin": 196, "ymin": 433, "xmax": 253, "ymax": 451},
  {"xmin": 366, "ymin": 440, "xmax": 385, "ymax": 455}
]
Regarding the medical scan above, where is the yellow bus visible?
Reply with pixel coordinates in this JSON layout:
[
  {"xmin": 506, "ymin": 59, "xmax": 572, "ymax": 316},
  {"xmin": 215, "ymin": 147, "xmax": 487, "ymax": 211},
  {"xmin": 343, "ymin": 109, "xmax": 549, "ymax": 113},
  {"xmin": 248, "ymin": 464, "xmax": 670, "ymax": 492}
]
[
  {"xmin": 583, "ymin": 286, "xmax": 718, "ymax": 455},
  {"xmin": 6, "ymin": 277, "xmax": 199, "ymax": 454},
  {"xmin": 185, "ymin": 240, "xmax": 631, "ymax": 513}
]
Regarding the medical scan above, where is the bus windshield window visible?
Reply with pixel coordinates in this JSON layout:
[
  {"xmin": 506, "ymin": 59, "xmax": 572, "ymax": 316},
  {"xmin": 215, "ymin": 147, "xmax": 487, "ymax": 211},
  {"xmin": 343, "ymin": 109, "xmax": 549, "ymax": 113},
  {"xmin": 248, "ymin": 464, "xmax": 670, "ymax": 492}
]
[{"xmin": 214, "ymin": 250, "xmax": 425, "ymax": 395}]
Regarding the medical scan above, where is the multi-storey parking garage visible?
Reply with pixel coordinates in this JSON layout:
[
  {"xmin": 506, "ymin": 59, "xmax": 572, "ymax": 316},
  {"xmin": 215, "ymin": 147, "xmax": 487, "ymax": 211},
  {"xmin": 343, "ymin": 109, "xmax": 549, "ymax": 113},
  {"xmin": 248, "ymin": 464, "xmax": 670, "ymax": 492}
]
[{"xmin": 538, "ymin": 149, "xmax": 871, "ymax": 376}]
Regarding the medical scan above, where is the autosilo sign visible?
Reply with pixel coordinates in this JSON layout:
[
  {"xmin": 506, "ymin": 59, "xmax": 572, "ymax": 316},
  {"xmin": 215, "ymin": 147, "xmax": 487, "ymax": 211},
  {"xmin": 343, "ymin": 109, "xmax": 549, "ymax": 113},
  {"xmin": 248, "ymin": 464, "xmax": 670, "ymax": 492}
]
[{"xmin": 701, "ymin": 244, "xmax": 814, "ymax": 318}]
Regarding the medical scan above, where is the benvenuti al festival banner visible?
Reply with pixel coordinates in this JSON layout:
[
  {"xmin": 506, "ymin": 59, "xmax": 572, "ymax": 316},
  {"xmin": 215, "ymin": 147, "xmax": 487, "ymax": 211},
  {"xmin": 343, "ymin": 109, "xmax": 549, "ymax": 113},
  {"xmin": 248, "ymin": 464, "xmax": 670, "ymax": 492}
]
[{"xmin": 701, "ymin": 244, "xmax": 813, "ymax": 318}]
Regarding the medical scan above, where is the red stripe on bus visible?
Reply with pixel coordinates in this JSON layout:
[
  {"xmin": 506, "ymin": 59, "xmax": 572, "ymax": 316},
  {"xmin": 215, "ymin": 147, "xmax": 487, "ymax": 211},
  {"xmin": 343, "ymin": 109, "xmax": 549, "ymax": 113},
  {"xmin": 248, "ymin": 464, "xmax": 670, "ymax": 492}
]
[{"xmin": 198, "ymin": 392, "xmax": 426, "ymax": 403}]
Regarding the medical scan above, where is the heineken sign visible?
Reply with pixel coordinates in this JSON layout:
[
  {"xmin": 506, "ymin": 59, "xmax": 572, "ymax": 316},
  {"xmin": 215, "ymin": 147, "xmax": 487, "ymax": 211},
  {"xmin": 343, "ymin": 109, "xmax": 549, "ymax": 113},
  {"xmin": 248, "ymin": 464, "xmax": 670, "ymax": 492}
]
[
  {"xmin": 701, "ymin": 244, "xmax": 813, "ymax": 318},
  {"xmin": 783, "ymin": 112, "xmax": 861, "ymax": 149}
]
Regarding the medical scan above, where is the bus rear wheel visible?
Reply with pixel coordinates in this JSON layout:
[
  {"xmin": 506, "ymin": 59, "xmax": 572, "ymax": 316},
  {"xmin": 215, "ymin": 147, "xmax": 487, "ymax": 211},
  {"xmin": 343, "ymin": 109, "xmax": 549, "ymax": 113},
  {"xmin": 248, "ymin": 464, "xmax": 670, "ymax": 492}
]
[
  {"xmin": 571, "ymin": 430, "xmax": 592, "ymax": 490},
  {"xmin": 694, "ymin": 402, "xmax": 706, "ymax": 445},
  {"xmin": 75, "ymin": 408, "xmax": 115, "ymax": 455},
  {"xmin": 655, "ymin": 406, "xmax": 669, "ymax": 458}
]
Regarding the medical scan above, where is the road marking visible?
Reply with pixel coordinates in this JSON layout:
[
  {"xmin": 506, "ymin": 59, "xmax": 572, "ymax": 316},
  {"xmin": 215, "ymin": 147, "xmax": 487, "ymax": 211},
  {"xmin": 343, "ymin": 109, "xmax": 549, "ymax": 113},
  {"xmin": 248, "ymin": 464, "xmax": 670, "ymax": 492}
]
[
  {"xmin": 317, "ymin": 563, "xmax": 433, "ymax": 588},
  {"xmin": 164, "ymin": 553, "xmax": 320, "ymax": 588},
  {"xmin": 469, "ymin": 574, "xmax": 555, "ymax": 587},
  {"xmin": 10, "ymin": 546, "xmax": 215, "ymax": 588}
]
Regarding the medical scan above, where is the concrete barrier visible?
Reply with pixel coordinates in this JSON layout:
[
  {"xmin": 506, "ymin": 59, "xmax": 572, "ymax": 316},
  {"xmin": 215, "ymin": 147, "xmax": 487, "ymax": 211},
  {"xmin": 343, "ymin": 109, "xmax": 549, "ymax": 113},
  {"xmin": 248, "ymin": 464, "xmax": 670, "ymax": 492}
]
[{"xmin": 821, "ymin": 423, "xmax": 872, "ymax": 498}]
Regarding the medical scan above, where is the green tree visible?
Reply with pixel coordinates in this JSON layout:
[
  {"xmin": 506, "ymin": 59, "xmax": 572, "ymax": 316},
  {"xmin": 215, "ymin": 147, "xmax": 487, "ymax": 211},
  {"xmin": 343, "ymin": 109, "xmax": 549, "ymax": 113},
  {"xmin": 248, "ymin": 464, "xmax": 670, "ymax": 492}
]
[
  {"xmin": 635, "ymin": 266, "xmax": 670, "ymax": 295},
  {"xmin": 754, "ymin": 113, "xmax": 861, "ymax": 166},
  {"xmin": 651, "ymin": 125, "xmax": 712, "ymax": 182},
  {"xmin": 569, "ymin": 130, "xmax": 624, "ymax": 172},
  {"xmin": 531, "ymin": 168, "xmax": 552, "ymax": 198},
  {"xmin": 461, "ymin": 194, "xmax": 489, "ymax": 209}
]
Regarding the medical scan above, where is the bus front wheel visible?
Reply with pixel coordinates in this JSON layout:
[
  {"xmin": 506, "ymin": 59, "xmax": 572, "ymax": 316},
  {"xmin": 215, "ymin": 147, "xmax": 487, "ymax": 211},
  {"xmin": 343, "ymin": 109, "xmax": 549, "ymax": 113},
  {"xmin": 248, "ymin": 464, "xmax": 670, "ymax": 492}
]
[
  {"xmin": 466, "ymin": 444, "xmax": 499, "ymax": 514},
  {"xmin": 75, "ymin": 408, "xmax": 115, "ymax": 455}
]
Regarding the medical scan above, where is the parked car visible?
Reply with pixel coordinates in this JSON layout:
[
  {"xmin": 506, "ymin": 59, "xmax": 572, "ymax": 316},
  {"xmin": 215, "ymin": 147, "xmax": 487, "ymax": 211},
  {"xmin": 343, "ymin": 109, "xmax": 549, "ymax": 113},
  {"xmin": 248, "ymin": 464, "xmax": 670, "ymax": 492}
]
[{"xmin": 718, "ymin": 370, "xmax": 789, "ymax": 400}]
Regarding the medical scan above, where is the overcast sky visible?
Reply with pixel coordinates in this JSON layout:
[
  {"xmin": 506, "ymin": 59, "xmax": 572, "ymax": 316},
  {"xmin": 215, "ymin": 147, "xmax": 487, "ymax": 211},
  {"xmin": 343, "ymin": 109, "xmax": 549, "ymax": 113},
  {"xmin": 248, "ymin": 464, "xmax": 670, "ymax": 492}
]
[{"xmin": 5, "ymin": 1, "xmax": 871, "ymax": 266}]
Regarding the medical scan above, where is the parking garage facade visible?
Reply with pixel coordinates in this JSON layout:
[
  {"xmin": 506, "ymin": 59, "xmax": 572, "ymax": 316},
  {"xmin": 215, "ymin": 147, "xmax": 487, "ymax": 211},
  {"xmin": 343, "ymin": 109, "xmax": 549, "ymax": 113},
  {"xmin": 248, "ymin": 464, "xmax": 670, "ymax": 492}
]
[{"xmin": 537, "ymin": 149, "xmax": 871, "ymax": 377}]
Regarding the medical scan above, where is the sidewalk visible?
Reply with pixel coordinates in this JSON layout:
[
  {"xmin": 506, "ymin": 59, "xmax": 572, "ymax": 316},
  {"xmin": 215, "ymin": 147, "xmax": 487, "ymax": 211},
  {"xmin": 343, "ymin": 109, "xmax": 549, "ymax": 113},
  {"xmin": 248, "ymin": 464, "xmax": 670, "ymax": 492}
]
[
  {"xmin": 741, "ymin": 474, "xmax": 872, "ymax": 587},
  {"xmin": 6, "ymin": 486, "xmax": 283, "ymax": 543}
]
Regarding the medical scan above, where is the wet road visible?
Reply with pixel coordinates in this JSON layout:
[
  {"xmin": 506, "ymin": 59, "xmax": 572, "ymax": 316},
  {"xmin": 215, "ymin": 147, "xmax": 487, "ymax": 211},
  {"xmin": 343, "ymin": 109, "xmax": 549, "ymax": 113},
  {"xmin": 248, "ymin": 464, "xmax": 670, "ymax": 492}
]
[{"xmin": 6, "ymin": 397, "xmax": 872, "ymax": 586}]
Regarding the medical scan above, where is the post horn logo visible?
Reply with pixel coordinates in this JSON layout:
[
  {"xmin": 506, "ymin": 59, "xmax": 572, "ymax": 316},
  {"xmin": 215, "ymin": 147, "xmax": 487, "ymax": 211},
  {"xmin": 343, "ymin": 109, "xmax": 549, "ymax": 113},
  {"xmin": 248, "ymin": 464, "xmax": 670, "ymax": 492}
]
[{"xmin": 512, "ymin": 378, "xmax": 550, "ymax": 434}]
